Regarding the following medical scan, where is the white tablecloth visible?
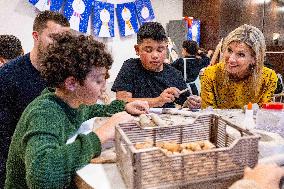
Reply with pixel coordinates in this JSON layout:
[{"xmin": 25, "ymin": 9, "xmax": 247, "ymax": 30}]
[{"xmin": 76, "ymin": 109, "xmax": 284, "ymax": 189}]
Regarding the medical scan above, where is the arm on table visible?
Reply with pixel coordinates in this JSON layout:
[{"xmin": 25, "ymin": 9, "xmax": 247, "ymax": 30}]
[{"xmin": 116, "ymin": 88, "xmax": 181, "ymax": 108}]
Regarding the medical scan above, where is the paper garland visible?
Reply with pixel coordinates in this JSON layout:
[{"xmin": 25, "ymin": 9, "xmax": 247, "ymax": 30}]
[{"xmin": 29, "ymin": 0, "xmax": 156, "ymax": 36}]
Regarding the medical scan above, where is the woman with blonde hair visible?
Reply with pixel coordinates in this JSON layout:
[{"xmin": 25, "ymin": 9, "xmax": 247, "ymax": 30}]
[{"xmin": 201, "ymin": 24, "xmax": 277, "ymax": 109}]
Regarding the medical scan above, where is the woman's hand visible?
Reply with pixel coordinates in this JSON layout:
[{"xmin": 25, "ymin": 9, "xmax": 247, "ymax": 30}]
[
  {"xmin": 125, "ymin": 100, "xmax": 149, "ymax": 115},
  {"xmin": 93, "ymin": 111, "xmax": 134, "ymax": 143}
]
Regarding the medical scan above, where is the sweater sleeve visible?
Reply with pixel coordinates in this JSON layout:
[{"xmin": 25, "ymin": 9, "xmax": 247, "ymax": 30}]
[
  {"xmin": 22, "ymin": 111, "xmax": 101, "ymax": 189},
  {"xmin": 258, "ymin": 68, "xmax": 278, "ymax": 106},
  {"xmin": 201, "ymin": 66, "xmax": 217, "ymax": 109},
  {"xmin": 86, "ymin": 100, "xmax": 126, "ymax": 119}
]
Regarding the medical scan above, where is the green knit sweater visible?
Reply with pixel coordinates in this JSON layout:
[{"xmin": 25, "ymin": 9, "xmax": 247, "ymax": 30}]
[{"xmin": 5, "ymin": 91, "xmax": 125, "ymax": 189}]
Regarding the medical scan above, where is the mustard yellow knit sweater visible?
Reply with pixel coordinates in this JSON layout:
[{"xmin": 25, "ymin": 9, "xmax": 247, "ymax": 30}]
[{"xmin": 201, "ymin": 62, "xmax": 277, "ymax": 109}]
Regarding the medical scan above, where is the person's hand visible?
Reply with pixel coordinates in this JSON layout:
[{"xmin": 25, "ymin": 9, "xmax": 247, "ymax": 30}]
[
  {"xmin": 157, "ymin": 87, "xmax": 180, "ymax": 107},
  {"xmin": 183, "ymin": 95, "xmax": 201, "ymax": 109},
  {"xmin": 243, "ymin": 164, "xmax": 284, "ymax": 189},
  {"xmin": 93, "ymin": 111, "xmax": 134, "ymax": 143},
  {"xmin": 125, "ymin": 100, "xmax": 149, "ymax": 115}
]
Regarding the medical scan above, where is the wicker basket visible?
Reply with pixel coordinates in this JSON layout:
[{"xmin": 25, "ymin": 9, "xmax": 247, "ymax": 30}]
[{"xmin": 115, "ymin": 114, "xmax": 259, "ymax": 189}]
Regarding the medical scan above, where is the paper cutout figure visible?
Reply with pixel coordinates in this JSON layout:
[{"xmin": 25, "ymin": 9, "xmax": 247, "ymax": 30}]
[
  {"xmin": 135, "ymin": 0, "xmax": 155, "ymax": 25},
  {"xmin": 93, "ymin": 1, "xmax": 114, "ymax": 37},
  {"xmin": 99, "ymin": 9, "xmax": 111, "ymax": 37},
  {"xmin": 69, "ymin": 0, "xmax": 85, "ymax": 32},
  {"xmin": 122, "ymin": 7, "xmax": 135, "ymax": 36},
  {"xmin": 187, "ymin": 19, "xmax": 201, "ymax": 45},
  {"xmin": 141, "ymin": 6, "xmax": 149, "ymax": 19},
  {"xmin": 29, "ymin": 0, "xmax": 63, "ymax": 11},
  {"xmin": 116, "ymin": 2, "xmax": 139, "ymax": 36},
  {"xmin": 63, "ymin": 0, "xmax": 92, "ymax": 33}
]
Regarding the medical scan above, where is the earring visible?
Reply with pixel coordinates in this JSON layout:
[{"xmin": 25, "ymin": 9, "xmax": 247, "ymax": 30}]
[{"xmin": 249, "ymin": 64, "xmax": 255, "ymax": 71}]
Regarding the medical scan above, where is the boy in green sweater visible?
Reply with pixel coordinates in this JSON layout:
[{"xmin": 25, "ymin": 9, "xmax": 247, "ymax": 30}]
[{"xmin": 5, "ymin": 33, "xmax": 149, "ymax": 189}]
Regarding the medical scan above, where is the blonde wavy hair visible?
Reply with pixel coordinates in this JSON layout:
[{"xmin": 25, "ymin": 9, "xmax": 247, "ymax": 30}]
[{"xmin": 222, "ymin": 24, "xmax": 266, "ymax": 96}]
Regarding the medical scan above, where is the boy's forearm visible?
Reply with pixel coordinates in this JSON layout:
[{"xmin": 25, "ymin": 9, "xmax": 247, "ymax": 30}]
[{"xmin": 118, "ymin": 96, "xmax": 163, "ymax": 108}]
